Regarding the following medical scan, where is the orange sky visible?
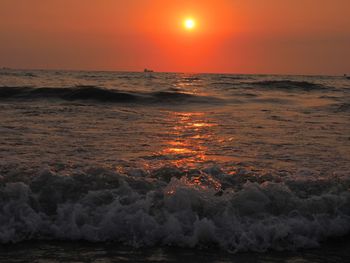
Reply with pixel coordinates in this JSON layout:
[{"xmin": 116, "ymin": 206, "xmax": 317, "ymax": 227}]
[{"xmin": 0, "ymin": 0, "xmax": 349, "ymax": 74}]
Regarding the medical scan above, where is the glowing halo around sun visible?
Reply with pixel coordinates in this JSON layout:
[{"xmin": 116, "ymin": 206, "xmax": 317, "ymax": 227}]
[{"xmin": 183, "ymin": 18, "xmax": 196, "ymax": 30}]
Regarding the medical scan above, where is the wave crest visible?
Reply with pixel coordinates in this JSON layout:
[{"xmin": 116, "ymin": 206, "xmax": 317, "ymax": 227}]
[
  {"xmin": 251, "ymin": 80, "xmax": 327, "ymax": 91},
  {"xmin": 0, "ymin": 86, "xmax": 220, "ymax": 104}
]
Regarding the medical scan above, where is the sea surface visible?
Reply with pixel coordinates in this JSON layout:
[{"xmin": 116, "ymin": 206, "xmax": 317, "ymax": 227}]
[{"xmin": 0, "ymin": 69, "xmax": 349, "ymax": 262}]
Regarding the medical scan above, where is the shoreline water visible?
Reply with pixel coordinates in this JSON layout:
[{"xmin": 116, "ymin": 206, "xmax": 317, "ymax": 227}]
[{"xmin": 1, "ymin": 237, "xmax": 350, "ymax": 263}]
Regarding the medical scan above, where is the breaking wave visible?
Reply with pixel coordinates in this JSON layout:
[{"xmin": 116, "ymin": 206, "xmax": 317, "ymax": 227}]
[
  {"xmin": 0, "ymin": 166, "xmax": 349, "ymax": 252},
  {"xmin": 0, "ymin": 86, "xmax": 221, "ymax": 104}
]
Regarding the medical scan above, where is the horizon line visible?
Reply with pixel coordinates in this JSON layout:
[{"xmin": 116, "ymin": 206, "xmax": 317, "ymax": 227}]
[{"xmin": 1, "ymin": 66, "xmax": 348, "ymax": 78}]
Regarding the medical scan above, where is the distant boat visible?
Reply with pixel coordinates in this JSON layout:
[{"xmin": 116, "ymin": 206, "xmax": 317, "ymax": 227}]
[{"xmin": 144, "ymin": 68, "xmax": 154, "ymax": 73}]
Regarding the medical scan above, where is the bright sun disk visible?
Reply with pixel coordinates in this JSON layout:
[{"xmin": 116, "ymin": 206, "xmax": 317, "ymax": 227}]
[{"xmin": 184, "ymin": 18, "xmax": 196, "ymax": 30}]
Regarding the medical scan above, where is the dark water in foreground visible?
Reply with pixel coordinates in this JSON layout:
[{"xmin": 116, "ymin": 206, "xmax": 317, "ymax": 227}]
[
  {"xmin": 0, "ymin": 69, "xmax": 349, "ymax": 261},
  {"xmin": 1, "ymin": 239, "xmax": 349, "ymax": 263}
]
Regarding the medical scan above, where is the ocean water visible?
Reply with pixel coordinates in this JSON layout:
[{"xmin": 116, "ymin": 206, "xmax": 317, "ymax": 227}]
[{"xmin": 0, "ymin": 69, "xmax": 349, "ymax": 262}]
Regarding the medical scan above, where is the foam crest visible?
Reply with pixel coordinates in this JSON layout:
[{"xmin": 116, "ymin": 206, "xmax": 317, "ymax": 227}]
[{"xmin": 0, "ymin": 166, "xmax": 349, "ymax": 252}]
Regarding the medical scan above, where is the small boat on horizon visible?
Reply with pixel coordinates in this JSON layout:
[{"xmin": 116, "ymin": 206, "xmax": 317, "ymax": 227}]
[{"xmin": 144, "ymin": 68, "xmax": 154, "ymax": 73}]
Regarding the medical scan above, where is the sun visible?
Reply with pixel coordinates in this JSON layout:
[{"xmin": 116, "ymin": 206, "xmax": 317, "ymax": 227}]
[{"xmin": 184, "ymin": 18, "xmax": 196, "ymax": 30}]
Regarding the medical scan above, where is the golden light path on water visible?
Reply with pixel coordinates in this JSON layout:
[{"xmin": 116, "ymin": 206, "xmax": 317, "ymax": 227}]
[
  {"xmin": 161, "ymin": 112, "xmax": 216, "ymax": 166},
  {"xmin": 157, "ymin": 112, "xmax": 229, "ymax": 193}
]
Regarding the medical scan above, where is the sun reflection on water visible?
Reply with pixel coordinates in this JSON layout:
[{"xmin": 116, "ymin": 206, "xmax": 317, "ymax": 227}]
[{"xmin": 159, "ymin": 112, "xmax": 217, "ymax": 167}]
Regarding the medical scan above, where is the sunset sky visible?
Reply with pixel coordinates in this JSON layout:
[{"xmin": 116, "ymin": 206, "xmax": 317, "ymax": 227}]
[{"xmin": 0, "ymin": 0, "xmax": 349, "ymax": 75}]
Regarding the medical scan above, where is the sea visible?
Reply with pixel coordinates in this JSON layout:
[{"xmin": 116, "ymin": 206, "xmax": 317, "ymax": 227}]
[{"xmin": 0, "ymin": 69, "xmax": 349, "ymax": 262}]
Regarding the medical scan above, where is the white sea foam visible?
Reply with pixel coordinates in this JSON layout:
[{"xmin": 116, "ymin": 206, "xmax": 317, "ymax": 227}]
[{"xmin": 0, "ymin": 167, "xmax": 349, "ymax": 252}]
